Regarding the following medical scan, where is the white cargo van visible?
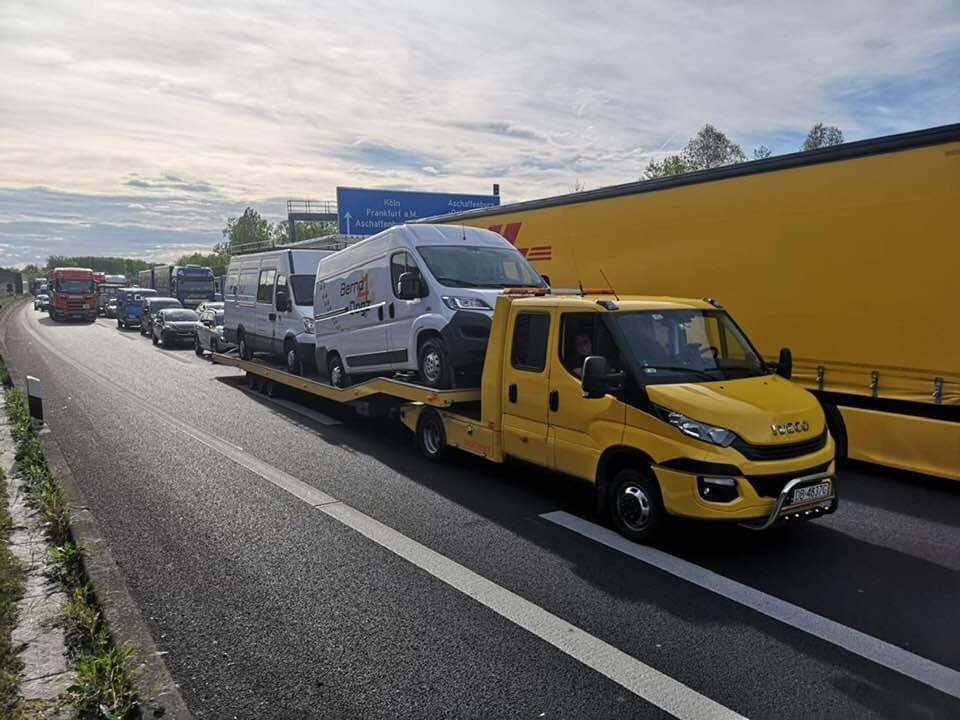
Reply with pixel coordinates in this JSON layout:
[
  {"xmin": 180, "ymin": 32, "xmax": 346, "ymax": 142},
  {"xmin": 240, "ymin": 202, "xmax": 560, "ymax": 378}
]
[
  {"xmin": 224, "ymin": 249, "xmax": 336, "ymax": 374},
  {"xmin": 313, "ymin": 224, "xmax": 545, "ymax": 388}
]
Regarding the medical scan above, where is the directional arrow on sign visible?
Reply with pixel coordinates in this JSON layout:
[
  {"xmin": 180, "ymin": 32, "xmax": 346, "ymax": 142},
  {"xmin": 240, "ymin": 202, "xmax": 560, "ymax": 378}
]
[{"xmin": 345, "ymin": 211, "xmax": 352, "ymax": 236}]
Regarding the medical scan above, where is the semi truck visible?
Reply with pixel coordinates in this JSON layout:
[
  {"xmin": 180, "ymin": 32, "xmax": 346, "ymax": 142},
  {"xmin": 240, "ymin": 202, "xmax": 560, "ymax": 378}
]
[
  {"xmin": 139, "ymin": 265, "xmax": 216, "ymax": 308},
  {"xmin": 215, "ymin": 288, "xmax": 838, "ymax": 542},
  {"xmin": 425, "ymin": 124, "xmax": 960, "ymax": 482},
  {"xmin": 95, "ymin": 274, "xmax": 129, "ymax": 314},
  {"xmin": 48, "ymin": 267, "xmax": 97, "ymax": 322}
]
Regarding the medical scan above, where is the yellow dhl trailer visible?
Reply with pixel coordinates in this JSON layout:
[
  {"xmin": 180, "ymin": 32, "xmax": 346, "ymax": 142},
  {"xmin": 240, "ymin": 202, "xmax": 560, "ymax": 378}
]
[
  {"xmin": 425, "ymin": 124, "xmax": 960, "ymax": 481},
  {"xmin": 215, "ymin": 290, "xmax": 837, "ymax": 542}
]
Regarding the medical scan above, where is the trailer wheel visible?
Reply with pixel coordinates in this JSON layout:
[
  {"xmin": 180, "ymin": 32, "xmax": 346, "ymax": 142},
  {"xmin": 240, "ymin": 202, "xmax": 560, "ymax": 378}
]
[
  {"xmin": 416, "ymin": 409, "xmax": 449, "ymax": 461},
  {"xmin": 418, "ymin": 336, "xmax": 452, "ymax": 389},
  {"xmin": 608, "ymin": 468, "xmax": 664, "ymax": 543},
  {"xmin": 328, "ymin": 352, "xmax": 351, "ymax": 388}
]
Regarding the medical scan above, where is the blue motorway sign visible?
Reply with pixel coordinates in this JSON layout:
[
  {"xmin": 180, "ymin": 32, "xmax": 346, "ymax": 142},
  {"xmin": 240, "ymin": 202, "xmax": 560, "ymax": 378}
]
[{"xmin": 336, "ymin": 187, "xmax": 500, "ymax": 236}]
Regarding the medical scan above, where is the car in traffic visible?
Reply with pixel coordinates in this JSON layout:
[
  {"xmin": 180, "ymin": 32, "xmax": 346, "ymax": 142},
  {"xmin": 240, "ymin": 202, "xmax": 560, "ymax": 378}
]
[
  {"xmin": 104, "ymin": 297, "xmax": 119, "ymax": 318},
  {"xmin": 140, "ymin": 297, "xmax": 183, "ymax": 337},
  {"xmin": 152, "ymin": 308, "xmax": 200, "ymax": 347},
  {"xmin": 194, "ymin": 307, "xmax": 230, "ymax": 356},
  {"xmin": 33, "ymin": 294, "xmax": 50, "ymax": 310}
]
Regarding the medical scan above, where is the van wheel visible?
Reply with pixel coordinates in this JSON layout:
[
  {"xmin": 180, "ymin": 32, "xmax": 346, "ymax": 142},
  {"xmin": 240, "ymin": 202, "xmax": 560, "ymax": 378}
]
[
  {"xmin": 416, "ymin": 409, "xmax": 449, "ymax": 461},
  {"xmin": 285, "ymin": 339, "xmax": 303, "ymax": 376},
  {"xmin": 238, "ymin": 330, "xmax": 252, "ymax": 361},
  {"xmin": 328, "ymin": 352, "xmax": 351, "ymax": 388},
  {"xmin": 418, "ymin": 337, "xmax": 452, "ymax": 389},
  {"xmin": 608, "ymin": 468, "xmax": 664, "ymax": 543}
]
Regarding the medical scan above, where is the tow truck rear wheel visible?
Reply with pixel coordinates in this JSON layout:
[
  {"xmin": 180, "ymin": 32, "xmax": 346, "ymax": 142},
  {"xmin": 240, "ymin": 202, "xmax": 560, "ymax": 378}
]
[
  {"xmin": 416, "ymin": 409, "xmax": 449, "ymax": 462},
  {"xmin": 608, "ymin": 468, "xmax": 664, "ymax": 543}
]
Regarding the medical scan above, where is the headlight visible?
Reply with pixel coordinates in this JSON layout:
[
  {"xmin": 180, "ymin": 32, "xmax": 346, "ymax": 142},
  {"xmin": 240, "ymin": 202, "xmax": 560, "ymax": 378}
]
[
  {"xmin": 442, "ymin": 296, "xmax": 493, "ymax": 311},
  {"xmin": 303, "ymin": 317, "xmax": 315, "ymax": 333},
  {"xmin": 658, "ymin": 407, "xmax": 737, "ymax": 447}
]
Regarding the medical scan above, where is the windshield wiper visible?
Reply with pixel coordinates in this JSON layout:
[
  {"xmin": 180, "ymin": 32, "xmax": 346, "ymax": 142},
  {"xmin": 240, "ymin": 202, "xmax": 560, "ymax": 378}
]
[{"xmin": 640, "ymin": 365, "xmax": 718, "ymax": 381}]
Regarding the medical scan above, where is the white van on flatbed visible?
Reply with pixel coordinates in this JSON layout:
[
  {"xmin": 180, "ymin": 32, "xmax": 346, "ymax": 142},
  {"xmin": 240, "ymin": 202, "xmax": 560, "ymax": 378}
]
[
  {"xmin": 224, "ymin": 248, "xmax": 336, "ymax": 374},
  {"xmin": 313, "ymin": 224, "xmax": 546, "ymax": 388}
]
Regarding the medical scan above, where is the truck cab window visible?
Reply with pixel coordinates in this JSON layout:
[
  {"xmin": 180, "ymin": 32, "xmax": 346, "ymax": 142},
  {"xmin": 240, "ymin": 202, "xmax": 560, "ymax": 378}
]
[
  {"xmin": 560, "ymin": 314, "xmax": 621, "ymax": 378},
  {"xmin": 511, "ymin": 313, "xmax": 549, "ymax": 371}
]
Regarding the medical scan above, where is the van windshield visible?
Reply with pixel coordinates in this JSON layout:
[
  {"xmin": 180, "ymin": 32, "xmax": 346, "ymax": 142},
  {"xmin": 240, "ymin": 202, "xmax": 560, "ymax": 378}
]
[
  {"xmin": 289, "ymin": 275, "xmax": 314, "ymax": 306},
  {"xmin": 609, "ymin": 309, "xmax": 767, "ymax": 384},
  {"xmin": 417, "ymin": 245, "xmax": 545, "ymax": 289}
]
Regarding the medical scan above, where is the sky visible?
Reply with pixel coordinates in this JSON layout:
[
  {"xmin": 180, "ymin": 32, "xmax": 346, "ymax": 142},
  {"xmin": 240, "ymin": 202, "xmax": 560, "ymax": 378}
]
[{"xmin": 1, "ymin": 0, "xmax": 958, "ymax": 267}]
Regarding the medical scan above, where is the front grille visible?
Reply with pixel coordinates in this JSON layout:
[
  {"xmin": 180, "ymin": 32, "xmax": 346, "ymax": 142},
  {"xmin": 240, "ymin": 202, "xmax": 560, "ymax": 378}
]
[
  {"xmin": 732, "ymin": 429, "xmax": 828, "ymax": 461},
  {"xmin": 745, "ymin": 462, "xmax": 831, "ymax": 498}
]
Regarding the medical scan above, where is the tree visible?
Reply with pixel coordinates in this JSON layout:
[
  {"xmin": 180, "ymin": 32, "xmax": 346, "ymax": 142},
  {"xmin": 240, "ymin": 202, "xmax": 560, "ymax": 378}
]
[
  {"xmin": 222, "ymin": 207, "xmax": 271, "ymax": 254},
  {"xmin": 643, "ymin": 124, "xmax": 746, "ymax": 179},
  {"xmin": 802, "ymin": 123, "xmax": 844, "ymax": 151},
  {"xmin": 176, "ymin": 251, "xmax": 230, "ymax": 276},
  {"xmin": 753, "ymin": 145, "xmax": 772, "ymax": 160},
  {"xmin": 270, "ymin": 220, "xmax": 337, "ymax": 245},
  {"xmin": 45, "ymin": 256, "xmax": 150, "ymax": 276}
]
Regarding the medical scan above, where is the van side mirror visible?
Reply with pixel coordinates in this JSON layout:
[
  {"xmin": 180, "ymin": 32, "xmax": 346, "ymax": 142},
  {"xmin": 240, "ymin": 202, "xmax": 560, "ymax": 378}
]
[
  {"xmin": 397, "ymin": 271, "xmax": 423, "ymax": 300},
  {"xmin": 776, "ymin": 347, "xmax": 792, "ymax": 379},
  {"xmin": 581, "ymin": 356, "xmax": 625, "ymax": 399},
  {"xmin": 275, "ymin": 287, "xmax": 291, "ymax": 311},
  {"xmin": 540, "ymin": 274, "xmax": 551, "ymax": 286}
]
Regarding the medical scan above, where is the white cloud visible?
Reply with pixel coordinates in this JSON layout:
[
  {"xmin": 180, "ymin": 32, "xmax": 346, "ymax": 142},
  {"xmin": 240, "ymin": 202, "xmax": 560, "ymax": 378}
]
[{"xmin": 0, "ymin": 0, "xmax": 958, "ymax": 265}]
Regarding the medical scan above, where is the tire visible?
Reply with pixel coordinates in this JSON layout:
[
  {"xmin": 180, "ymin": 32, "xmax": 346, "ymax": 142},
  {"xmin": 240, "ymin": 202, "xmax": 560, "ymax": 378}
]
[
  {"xmin": 607, "ymin": 468, "xmax": 665, "ymax": 543},
  {"xmin": 418, "ymin": 336, "xmax": 452, "ymax": 389},
  {"xmin": 284, "ymin": 339, "xmax": 303, "ymax": 376},
  {"xmin": 238, "ymin": 330, "xmax": 252, "ymax": 361},
  {"xmin": 194, "ymin": 336, "xmax": 203, "ymax": 356},
  {"xmin": 327, "ymin": 352, "xmax": 351, "ymax": 388},
  {"xmin": 416, "ymin": 409, "xmax": 449, "ymax": 461},
  {"xmin": 117, "ymin": 319, "xmax": 122, "ymax": 329}
]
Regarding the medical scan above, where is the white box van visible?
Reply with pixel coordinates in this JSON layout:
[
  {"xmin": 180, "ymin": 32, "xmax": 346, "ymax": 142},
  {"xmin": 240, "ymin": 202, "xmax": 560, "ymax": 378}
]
[
  {"xmin": 224, "ymin": 249, "xmax": 336, "ymax": 374},
  {"xmin": 313, "ymin": 224, "xmax": 546, "ymax": 388}
]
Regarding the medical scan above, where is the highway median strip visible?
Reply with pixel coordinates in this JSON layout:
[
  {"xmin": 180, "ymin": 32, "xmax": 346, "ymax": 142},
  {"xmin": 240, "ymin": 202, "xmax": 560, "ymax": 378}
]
[{"xmin": 3, "ymin": 375, "xmax": 139, "ymax": 719}]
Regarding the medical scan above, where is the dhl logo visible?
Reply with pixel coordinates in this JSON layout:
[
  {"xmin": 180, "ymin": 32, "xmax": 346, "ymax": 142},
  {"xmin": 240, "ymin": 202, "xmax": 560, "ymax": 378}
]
[{"xmin": 488, "ymin": 222, "xmax": 552, "ymax": 262}]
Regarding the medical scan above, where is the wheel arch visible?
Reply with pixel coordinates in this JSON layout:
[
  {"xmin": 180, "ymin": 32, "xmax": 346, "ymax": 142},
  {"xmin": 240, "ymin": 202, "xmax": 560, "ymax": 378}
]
[{"xmin": 595, "ymin": 445, "xmax": 657, "ymax": 515}]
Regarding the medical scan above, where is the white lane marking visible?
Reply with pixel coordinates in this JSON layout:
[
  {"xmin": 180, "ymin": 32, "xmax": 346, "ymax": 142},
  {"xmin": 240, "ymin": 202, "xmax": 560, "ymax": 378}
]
[
  {"xmin": 21, "ymin": 307, "xmax": 744, "ymax": 720},
  {"xmin": 240, "ymin": 390, "xmax": 342, "ymax": 427},
  {"xmin": 542, "ymin": 511, "xmax": 960, "ymax": 700}
]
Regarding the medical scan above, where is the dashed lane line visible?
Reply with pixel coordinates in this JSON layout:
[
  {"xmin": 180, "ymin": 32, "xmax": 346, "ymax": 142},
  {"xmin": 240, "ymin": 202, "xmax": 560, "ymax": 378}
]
[{"xmin": 542, "ymin": 510, "xmax": 960, "ymax": 701}]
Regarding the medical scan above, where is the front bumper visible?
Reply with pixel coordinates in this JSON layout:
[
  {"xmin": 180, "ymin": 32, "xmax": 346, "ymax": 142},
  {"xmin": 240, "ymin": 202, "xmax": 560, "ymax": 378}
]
[{"xmin": 440, "ymin": 311, "xmax": 492, "ymax": 386}]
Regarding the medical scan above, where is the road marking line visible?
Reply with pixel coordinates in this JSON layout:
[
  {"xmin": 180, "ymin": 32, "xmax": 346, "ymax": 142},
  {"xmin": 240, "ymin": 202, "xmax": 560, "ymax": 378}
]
[
  {"xmin": 542, "ymin": 511, "xmax": 960, "ymax": 700},
  {"xmin": 21, "ymin": 308, "xmax": 744, "ymax": 720}
]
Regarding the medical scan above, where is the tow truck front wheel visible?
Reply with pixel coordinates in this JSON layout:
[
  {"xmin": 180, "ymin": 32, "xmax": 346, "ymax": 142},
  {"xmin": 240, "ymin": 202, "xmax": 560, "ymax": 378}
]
[
  {"xmin": 416, "ymin": 409, "xmax": 449, "ymax": 462},
  {"xmin": 608, "ymin": 468, "xmax": 664, "ymax": 543}
]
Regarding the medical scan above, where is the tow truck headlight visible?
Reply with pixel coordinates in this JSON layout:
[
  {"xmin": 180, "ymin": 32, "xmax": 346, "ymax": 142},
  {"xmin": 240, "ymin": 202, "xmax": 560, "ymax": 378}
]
[
  {"xmin": 441, "ymin": 296, "xmax": 492, "ymax": 311},
  {"xmin": 657, "ymin": 407, "xmax": 737, "ymax": 447},
  {"xmin": 303, "ymin": 317, "xmax": 315, "ymax": 333}
]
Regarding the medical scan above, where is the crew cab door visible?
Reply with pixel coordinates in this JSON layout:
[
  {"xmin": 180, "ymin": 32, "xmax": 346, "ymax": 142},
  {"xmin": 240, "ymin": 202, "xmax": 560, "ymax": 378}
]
[
  {"xmin": 548, "ymin": 312, "xmax": 626, "ymax": 482},
  {"xmin": 501, "ymin": 310, "xmax": 553, "ymax": 466}
]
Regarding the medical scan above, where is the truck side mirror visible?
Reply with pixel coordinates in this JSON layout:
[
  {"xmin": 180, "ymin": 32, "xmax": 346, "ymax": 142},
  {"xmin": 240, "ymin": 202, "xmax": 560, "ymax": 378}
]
[
  {"xmin": 581, "ymin": 356, "xmax": 624, "ymax": 399},
  {"xmin": 397, "ymin": 272, "xmax": 423, "ymax": 300},
  {"xmin": 776, "ymin": 347, "xmax": 793, "ymax": 379}
]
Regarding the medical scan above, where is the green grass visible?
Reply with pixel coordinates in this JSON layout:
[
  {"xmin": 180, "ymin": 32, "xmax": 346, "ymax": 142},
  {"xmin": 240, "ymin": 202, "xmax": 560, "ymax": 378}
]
[
  {"xmin": 0, "ymin": 467, "xmax": 26, "ymax": 718},
  {"xmin": 3, "ymin": 387, "xmax": 139, "ymax": 719}
]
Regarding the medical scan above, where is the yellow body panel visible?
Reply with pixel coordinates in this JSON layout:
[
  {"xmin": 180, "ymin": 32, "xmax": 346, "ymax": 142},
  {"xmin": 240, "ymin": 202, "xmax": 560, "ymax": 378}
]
[{"xmin": 448, "ymin": 137, "xmax": 960, "ymax": 478}]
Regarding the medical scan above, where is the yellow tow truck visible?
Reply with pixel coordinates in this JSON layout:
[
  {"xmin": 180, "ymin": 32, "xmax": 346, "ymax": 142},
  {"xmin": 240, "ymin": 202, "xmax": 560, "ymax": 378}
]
[{"xmin": 215, "ymin": 290, "xmax": 837, "ymax": 541}]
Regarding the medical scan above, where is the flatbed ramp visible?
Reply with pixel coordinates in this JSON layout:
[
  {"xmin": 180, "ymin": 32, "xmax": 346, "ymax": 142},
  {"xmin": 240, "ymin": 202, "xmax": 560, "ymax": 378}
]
[{"xmin": 212, "ymin": 353, "xmax": 481, "ymax": 408}]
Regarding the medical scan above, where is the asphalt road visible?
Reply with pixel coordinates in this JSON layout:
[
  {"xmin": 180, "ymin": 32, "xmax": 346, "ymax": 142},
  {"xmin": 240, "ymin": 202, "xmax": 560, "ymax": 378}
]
[{"xmin": 3, "ymin": 301, "xmax": 959, "ymax": 719}]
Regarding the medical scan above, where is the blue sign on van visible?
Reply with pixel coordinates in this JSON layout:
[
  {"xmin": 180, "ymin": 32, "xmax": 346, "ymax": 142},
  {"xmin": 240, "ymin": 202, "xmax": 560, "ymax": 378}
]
[{"xmin": 336, "ymin": 187, "xmax": 500, "ymax": 236}]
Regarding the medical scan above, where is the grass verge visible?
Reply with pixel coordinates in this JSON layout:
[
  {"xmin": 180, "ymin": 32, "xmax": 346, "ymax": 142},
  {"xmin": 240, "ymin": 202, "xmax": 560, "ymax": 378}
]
[
  {"xmin": 0, "ymin": 465, "xmax": 26, "ymax": 718},
  {"xmin": 4, "ymin": 378, "xmax": 139, "ymax": 719}
]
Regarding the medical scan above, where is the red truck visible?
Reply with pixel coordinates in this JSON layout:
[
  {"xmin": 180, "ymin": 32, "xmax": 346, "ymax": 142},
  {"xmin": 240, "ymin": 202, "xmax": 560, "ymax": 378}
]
[{"xmin": 49, "ymin": 267, "xmax": 97, "ymax": 322}]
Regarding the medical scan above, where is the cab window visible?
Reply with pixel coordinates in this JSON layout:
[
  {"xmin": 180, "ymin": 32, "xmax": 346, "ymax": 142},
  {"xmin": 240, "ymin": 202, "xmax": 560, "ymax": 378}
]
[
  {"xmin": 559, "ymin": 313, "xmax": 620, "ymax": 378},
  {"xmin": 257, "ymin": 269, "xmax": 276, "ymax": 303},
  {"xmin": 390, "ymin": 252, "xmax": 420, "ymax": 297},
  {"xmin": 511, "ymin": 313, "xmax": 549, "ymax": 372}
]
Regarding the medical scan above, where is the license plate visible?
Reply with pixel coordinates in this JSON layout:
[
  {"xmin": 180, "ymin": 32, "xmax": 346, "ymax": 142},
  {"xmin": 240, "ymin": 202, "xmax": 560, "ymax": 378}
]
[{"xmin": 790, "ymin": 481, "xmax": 831, "ymax": 505}]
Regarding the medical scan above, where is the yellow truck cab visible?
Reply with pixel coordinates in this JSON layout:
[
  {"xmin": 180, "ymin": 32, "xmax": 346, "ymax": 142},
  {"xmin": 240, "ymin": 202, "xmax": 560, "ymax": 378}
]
[{"xmin": 401, "ymin": 291, "xmax": 837, "ymax": 541}]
